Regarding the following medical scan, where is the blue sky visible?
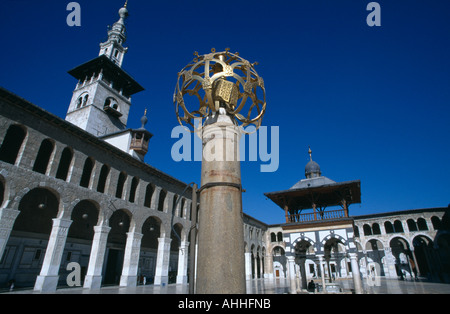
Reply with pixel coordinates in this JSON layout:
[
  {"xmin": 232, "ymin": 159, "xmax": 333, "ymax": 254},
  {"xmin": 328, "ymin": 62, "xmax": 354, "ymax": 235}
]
[{"xmin": 1, "ymin": 0, "xmax": 449, "ymax": 225}]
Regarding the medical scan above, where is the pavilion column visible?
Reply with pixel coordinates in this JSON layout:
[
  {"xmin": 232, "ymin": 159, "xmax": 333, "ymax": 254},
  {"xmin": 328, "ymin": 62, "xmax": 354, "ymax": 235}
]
[
  {"xmin": 0, "ymin": 208, "xmax": 20, "ymax": 261},
  {"xmin": 284, "ymin": 204, "xmax": 289, "ymax": 223},
  {"xmin": 34, "ymin": 218, "xmax": 73, "ymax": 292},
  {"xmin": 245, "ymin": 252, "xmax": 252, "ymax": 280},
  {"xmin": 349, "ymin": 253, "xmax": 364, "ymax": 294},
  {"xmin": 120, "ymin": 231, "xmax": 143, "ymax": 287},
  {"xmin": 176, "ymin": 241, "xmax": 189, "ymax": 284},
  {"xmin": 84, "ymin": 224, "xmax": 111, "ymax": 290},
  {"xmin": 154, "ymin": 237, "xmax": 171, "ymax": 285}
]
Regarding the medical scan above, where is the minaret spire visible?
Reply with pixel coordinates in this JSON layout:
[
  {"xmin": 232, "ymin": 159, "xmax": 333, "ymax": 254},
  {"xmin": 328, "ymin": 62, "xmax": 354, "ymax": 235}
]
[{"xmin": 98, "ymin": 2, "xmax": 130, "ymax": 67}]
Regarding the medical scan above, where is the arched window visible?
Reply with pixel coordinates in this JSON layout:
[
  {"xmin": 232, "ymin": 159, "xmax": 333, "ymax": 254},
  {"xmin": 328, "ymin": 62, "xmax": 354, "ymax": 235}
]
[
  {"xmin": 83, "ymin": 94, "xmax": 89, "ymax": 107},
  {"xmin": 393, "ymin": 220, "xmax": 404, "ymax": 233},
  {"xmin": 80, "ymin": 157, "xmax": 94, "ymax": 188},
  {"xmin": 363, "ymin": 224, "xmax": 372, "ymax": 236},
  {"xmin": 407, "ymin": 219, "xmax": 418, "ymax": 232},
  {"xmin": 180, "ymin": 199, "xmax": 186, "ymax": 218},
  {"xmin": 0, "ymin": 124, "xmax": 27, "ymax": 165},
  {"xmin": 129, "ymin": 177, "xmax": 139, "ymax": 203},
  {"xmin": 417, "ymin": 218, "xmax": 428, "ymax": 231},
  {"xmin": 270, "ymin": 233, "xmax": 277, "ymax": 242},
  {"xmin": 97, "ymin": 164, "xmax": 110, "ymax": 193},
  {"xmin": 431, "ymin": 216, "xmax": 441, "ymax": 230},
  {"xmin": 372, "ymin": 223, "xmax": 381, "ymax": 235},
  {"xmin": 33, "ymin": 139, "xmax": 54, "ymax": 174},
  {"xmin": 277, "ymin": 232, "xmax": 283, "ymax": 242},
  {"xmin": 144, "ymin": 184, "xmax": 154, "ymax": 208},
  {"xmin": 157, "ymin": 190, "xmax": 167, "ymax": 212},
  {"xmin": 116, "ymin": 171, "xmax": 127, "ymax": 198},
  {"xmin": 385, "ymin": 221, "xmax": 394, "ymax": 234},
  {"xmin": 76, "ymin": 97, "xmax": 82, "ymax": 109},
  {"xmin": 55, "ymin": 147, "xmax": 73, "ymax": 181}
]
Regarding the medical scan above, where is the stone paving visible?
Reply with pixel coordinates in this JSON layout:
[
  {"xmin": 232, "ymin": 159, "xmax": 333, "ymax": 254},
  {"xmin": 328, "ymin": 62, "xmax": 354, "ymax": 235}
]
[{"xmin": 3, "ymin": 277, "xmax": 450, "ymax": 294}]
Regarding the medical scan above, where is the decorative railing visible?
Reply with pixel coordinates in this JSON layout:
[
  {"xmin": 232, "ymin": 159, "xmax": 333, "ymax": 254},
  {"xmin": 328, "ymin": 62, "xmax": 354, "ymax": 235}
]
[{"xmin": 286, "ymin": 209, "xmax": 347, "ymax": 224}]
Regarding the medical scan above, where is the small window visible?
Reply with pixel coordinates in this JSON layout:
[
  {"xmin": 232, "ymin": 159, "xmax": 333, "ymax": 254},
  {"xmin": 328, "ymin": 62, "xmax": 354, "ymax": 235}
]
[
  {"xmin": 33, "ymin": 139, "xmax": 54, "ymax": 174},
  {"xmin": 0, "ymin": 125, "xmax": 27, "ymax": 165}
]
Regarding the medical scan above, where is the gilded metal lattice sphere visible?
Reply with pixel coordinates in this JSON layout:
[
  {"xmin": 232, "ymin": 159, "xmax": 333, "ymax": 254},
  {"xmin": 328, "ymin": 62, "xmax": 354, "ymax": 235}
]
[{"xmin": 174, "ymin": 48, "xmax": 266, "ymax": 131}]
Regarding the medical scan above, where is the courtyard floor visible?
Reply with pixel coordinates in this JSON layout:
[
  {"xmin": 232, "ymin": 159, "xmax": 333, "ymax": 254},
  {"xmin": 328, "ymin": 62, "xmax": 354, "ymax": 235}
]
[{"xmin": 3, "ymin": 277, "xmax": 450, "ymax": 294}]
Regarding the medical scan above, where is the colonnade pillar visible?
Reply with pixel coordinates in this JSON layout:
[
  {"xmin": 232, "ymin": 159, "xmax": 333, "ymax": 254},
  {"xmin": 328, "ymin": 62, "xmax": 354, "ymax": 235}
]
[
  {"xmin": 120, "ymin": 231, "xmax": 143, "ymax": 287},
  {"xmin": 34, "ymin": 218, "xmax": 72, "ymax": 292},
  {"xmin": 154, "ymin": 237, "xmax": 171, "ymax": 285},
  {"xmin": 84, "ymin": 224, "xmax": 111, "ymax": 290}
]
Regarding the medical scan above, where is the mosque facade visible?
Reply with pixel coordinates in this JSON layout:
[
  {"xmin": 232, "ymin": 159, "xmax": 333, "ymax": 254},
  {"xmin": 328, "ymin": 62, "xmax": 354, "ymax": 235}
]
[{"xmin": 0, "ymin": 3, "xmax": 448, "ymax": 293}]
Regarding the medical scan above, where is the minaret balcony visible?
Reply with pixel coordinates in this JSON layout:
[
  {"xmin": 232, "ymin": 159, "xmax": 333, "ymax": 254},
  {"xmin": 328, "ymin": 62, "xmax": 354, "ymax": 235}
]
[{"xmin": 130, "ymin": 136, "xmax": 149, "ymax": 155}]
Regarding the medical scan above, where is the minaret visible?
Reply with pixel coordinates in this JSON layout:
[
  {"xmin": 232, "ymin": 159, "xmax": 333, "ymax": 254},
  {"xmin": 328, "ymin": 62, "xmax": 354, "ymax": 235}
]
[
  {"xmin": 98, "ymin": 0, "xmax": 129, "ymax": 67},
  {"xmin": 65, "ymin": 1, "xmax": 144, "ymax": 137}
]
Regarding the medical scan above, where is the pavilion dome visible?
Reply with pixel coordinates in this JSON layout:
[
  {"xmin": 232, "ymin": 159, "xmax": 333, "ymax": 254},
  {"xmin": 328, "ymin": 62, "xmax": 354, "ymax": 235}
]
[{"xmin": 305, "ymin": 147, "xmax": 322, "ymax": 178}]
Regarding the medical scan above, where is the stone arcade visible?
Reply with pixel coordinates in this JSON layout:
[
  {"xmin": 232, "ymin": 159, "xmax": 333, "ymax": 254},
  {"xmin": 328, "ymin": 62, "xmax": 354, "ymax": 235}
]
[{"xmin": 0, "ymin": 2, "xmax": 449, "ymax": 293}]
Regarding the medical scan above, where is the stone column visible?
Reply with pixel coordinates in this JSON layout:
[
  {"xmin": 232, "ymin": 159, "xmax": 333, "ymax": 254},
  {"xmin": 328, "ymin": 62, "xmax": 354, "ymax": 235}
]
[
  {"xmin": 0, "ymin": 208, "xmax": 20, "ymax": 260},
  {"xmin": 176, "ymin": 241, "xmax": 189, "ymax": 284},
  {"xmin": 245, "ymin": 252, "xmax": 252, "ymax": 280},
  {"xmin": 349, "ymin": 253, "xmax": 364, "ymax": 294},
  {"xmin": 318, "ymin": 255, "xmax": 326, "ymax": 291},
  {"xmin": 120, "ymin": 231, "xmax": 143, "ymax": 287},
  {"xmin": 34, "ymin": 218, "xmax": 73, "ymax": 292},
  {"xmin": 84, "ymin": 224, "xmax": 111, "ymax": 290},
  {"xmin": 154, "ymin": 237, "xmax": 171, "ymax": 286},
  {"xmin": 287, "ymin": 256, "xmax": 297, "ymax": 294},
  {"xmin": 196, "ymin": 112, "xmax": 246, "ymax": 294}
]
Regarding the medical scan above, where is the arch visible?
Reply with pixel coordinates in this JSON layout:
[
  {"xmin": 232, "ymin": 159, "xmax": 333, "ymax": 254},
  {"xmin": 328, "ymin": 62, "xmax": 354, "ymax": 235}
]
[
  {"xmin": 0, "ymin": 124, "xmax": 27, "ymax": 165},
  {"xmin": 372, "ymin": 223, "xmax": 381, "ymax": 235},
  {"xmin": 143, "ymin": 184, "xmax": 154, "ymax": 208},
  {"xmin": 363, "ymin": 224, "xmax": 372, "ymax": 236},
  {"xmin": 157, "ymin": 190, "xmax": 167, "ymax": 212},
  {"xmin": 32, "ymin": 139, "xmax": 54, "ymax": 174},
  {"xmin": 393, "ymin": 220, "xmax": 404, "ymax": 233},
  {"xmin": 139, "ymin": 216, "xmax": 163, "ymax": 283},
  {"xmin": 97, "ymin": 164, "xmax": 110, "ymax": 193},
  {"xmin": 354, "ymin": 226, "xmax": 360, "ymax": 237},
  {"xmin": 67, "ymin": 200, "xmax": 100, "ymax": 241},
  {"xmin": 80, "ymin": 157, "xmax": 95, "ymax": 188},
  {"xmin": 1, "ymin": 188, "xmax": 60, "ymax": 288},
  {"xmin": 115, "ymin": 171, "xmax": 127, "ymax": 199},
  {"xmin": 407, "ymin": 219, "xmax": 418, "ymax": 232},
  {"xmin": 13, "ymin": 188, "xmax": 59, "ymax": 235},
  {"xmin": 276, "ymin": 232, "xmax": 283, "ymax": 242},
  {"xmin": 55, "ymin": 147, "xmax": 73, "ymax": 181},
  {"xmin": 412, "ymin": 235, "xmax": 434, "ymax": 277},
  {"xmin": 104, "ymin": 209, "xmax": 132, "ymax": 285},
  {"xmin": 128, "ymin": 177, "xmax": 139, "ymax": 203},
  {"xmin": 417, "ymin": 218, "xmax": 428, "ymax": 231},
  {"xmin": 389, "ymin": 236, "xmax": 411, "ymax": 278},
  {"xmin": 270, "ymin": 232, "xmax": 276, "ymax": 242},
  {"xmin": 431, "ymin": 216, "xmax": 441, "ymax": 230},
  {"xmin": 385, "ymin": 221, "xmax": 394, "ymax": 234},
  {"xmin": 142, "ymin": 216, "xmax": 163, "ymax": 245},
  {"xmin": 365, "ymin": 239, "xmax": 384, "ymax": 251}
]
